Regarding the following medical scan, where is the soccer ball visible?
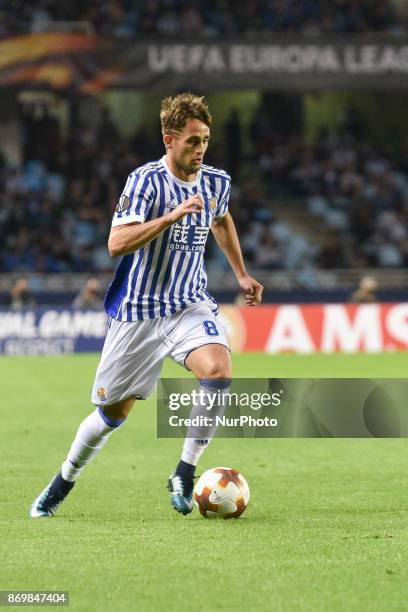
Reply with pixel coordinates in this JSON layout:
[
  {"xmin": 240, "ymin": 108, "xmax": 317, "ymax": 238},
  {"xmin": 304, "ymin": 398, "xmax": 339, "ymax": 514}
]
[{"xmin": 193, "ymin": 467, "xmax": 250, "ymax": 519}]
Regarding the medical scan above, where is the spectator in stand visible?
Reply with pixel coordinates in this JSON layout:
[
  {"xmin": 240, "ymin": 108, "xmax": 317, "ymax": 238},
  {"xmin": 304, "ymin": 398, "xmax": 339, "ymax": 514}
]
[
  {"xmin": 72, "ymin": 277, "xmax": 104, "ymax": 309},
  {"xmin": 350, "ymin": 276, "xmax": 378, "ymax": 303},
  {"xmin": 253, "ymin": 227, "xmax": 283, "ymax": 270},
  {"xmin": 6, "ymin": 278, "xmax": 36, "ymax": 310}
]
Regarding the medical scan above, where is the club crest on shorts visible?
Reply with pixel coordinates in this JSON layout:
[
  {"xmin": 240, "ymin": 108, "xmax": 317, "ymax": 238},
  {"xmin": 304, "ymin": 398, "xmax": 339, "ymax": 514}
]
[
  {"xmin": 97, "ymin": 387, "xmax": 107, "ymax": 401},
  {"xmin": 116, "ymin": 194, "xmax": 130, "ymax": 213}
]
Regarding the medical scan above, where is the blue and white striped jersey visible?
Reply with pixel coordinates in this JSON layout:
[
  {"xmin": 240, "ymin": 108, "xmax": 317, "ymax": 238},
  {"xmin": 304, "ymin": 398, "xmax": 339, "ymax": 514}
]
[{"xmin": 105, "ymin": 156, "xmax": 231, "ymax": 321}]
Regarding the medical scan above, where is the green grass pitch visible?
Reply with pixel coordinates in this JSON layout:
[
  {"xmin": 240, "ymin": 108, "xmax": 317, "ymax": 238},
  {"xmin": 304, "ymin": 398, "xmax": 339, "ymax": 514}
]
[{"xmin": 1, "ymin": 352, "xmax": 408, "ymax": 611}]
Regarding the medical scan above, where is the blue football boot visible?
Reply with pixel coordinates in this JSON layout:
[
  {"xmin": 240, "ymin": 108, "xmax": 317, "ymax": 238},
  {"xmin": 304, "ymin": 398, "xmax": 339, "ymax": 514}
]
[
  {"xmin": 30, "ymin": 473, "xmax": 75, "ymax": 518},
  {"xmin": 167, "ymin": 473, "xmax": 194, "ymax": 515}
]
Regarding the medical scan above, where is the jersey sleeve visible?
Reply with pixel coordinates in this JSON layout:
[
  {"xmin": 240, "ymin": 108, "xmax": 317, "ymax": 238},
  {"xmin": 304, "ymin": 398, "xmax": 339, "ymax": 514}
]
[
  {"xmin": 112, "ymin": 172, "xmax": 155, "ymax": 227},
  {"xmin": 214, "ymin": 176, "xmax": 231, "ymax": 219}
]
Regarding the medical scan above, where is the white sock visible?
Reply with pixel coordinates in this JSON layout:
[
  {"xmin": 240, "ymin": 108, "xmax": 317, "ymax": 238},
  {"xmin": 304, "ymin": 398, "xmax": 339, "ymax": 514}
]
[
  {"xmin": 61, "ymin": 407, "xmax": 126, "ymax": 482},
  {"xmin": 181, "ymin": 379, "xmax": 230, "ymax": 467},
  {"xmin": 181, "ymin": 438, "xmax": 209, "ymax": 466}
]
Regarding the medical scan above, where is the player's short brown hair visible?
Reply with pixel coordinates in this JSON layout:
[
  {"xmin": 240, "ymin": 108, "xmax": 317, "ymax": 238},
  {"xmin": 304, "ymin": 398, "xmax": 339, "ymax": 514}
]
[{"xmin": 160, "ymin": 92, "xmax": 212, "ymax": 135}]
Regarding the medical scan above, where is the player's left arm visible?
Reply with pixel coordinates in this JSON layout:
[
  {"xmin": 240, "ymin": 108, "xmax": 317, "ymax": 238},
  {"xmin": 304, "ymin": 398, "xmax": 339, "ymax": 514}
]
[{"xmin": 211, "ymin": 212, "xmax": 263, "ymax": 306}]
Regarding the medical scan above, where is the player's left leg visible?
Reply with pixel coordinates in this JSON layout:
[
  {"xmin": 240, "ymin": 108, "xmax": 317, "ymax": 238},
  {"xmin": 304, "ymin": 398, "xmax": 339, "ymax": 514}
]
[
  {"xmin": 169, "ymin": 337, "xmax": 232, "ymax": 515},
  {"xmin": 169, "ymin": 304, "xmax": 231, "ymax": 515},
  {"xmin": 179, "ymin": 343, "xmax": 231, "ymax": 470}
]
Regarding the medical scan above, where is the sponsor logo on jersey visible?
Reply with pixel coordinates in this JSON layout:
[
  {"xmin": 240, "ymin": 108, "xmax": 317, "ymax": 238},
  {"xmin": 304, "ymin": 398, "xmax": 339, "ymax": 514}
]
[{"xmin": 169, "ymin": 223, "xmax": 209, "ymax": 252}]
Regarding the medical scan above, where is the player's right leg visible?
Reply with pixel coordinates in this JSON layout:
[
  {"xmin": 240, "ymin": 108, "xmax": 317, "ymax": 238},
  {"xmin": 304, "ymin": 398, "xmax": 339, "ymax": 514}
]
[
  {"xmin": 30, "ymin": 316, "xmax": 164, "ymax": 518},
  {"xmin": 30, "ymin": 398, "xmax": 135, "ymax": 517}
]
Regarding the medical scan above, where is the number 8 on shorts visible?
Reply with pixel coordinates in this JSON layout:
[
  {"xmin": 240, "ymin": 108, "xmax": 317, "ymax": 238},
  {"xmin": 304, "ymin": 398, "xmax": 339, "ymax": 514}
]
[{"xmin": 202, "ymin": 320, "xmax": 219, "ymax": 336}]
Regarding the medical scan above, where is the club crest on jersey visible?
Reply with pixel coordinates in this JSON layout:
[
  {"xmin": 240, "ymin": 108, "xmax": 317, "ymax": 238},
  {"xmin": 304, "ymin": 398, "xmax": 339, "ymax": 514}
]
[
  {"xmin": 209, "ymin": 197, "xmax": 216, "ymax": 210},
  {"xmin": 97, "ymin": 387, "xmax": 107, "ymax": 401},
  {"xmin": 116, "ymin": 194, "xmax": 130, "ymax": 213}
]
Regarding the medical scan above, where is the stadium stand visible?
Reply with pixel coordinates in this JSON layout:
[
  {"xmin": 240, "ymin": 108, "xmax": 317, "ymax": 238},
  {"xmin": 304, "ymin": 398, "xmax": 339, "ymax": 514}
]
[
  {"xmin": 0, "ymin": 0, "xmax": 406, "ymax": 37},
  {"xmin": 1, "ymin": 1, "xmax": 407, "ymax": 304},
  {"xmin": 1, "ymin": 97, "xmax": 407, "ymax": 283}
]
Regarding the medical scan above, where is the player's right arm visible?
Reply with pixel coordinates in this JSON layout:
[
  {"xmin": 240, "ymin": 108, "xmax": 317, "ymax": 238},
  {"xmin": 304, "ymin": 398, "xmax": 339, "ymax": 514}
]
[{"xmin": 108, "ymin": 196, "xmax": 203, "ymax": 257}]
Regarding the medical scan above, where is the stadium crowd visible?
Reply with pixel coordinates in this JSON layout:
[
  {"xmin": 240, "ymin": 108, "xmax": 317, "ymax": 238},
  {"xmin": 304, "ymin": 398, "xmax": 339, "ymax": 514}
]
[
  {"xmin": 1, "ymin": 0, "xmax": 405, "ymax": 37},
  {"xmin": 1, "ymin": 98, "xmax": 407, "ymax": 277},
  {"xmin": 238, "ymin": 102, "xmax": 408, "ymax": 272}
]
